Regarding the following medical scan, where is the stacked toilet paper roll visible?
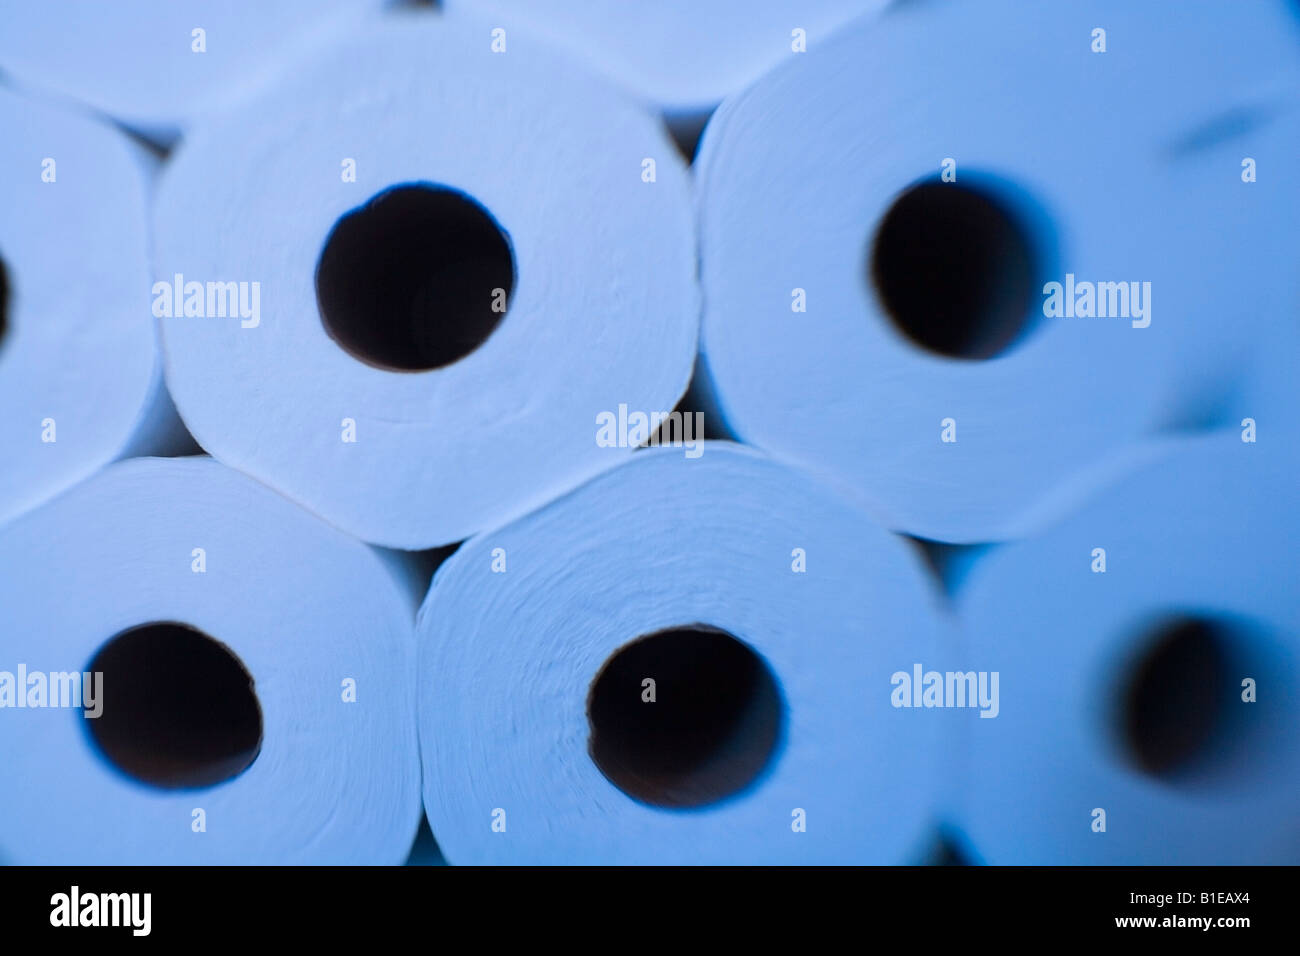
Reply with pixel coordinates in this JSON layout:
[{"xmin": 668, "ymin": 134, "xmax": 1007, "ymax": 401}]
[
  {"xmin": 1176, "ymin": 106, "xmax": 1300, "ymax": 445},
  {"xmin": 0, "ymin": 0, "xmax": 390, "ymax": 145},
  {"xmin": 444, "ymin": 0, "xmax": 889, "ymax": 121},
  {"xmin": 1237, "ymin": 321, "xmax": 1300, "ymax": 445},
  {"xmin": 0, "ymin": 457, "xmax": 422, "ymax": 864},
  {"xmin": 1138, "ymin": 105, "xmax": 1300, "ymax": 434},
  {"xmin": 990, "ymin": 103, "xmax": 1300, "ymax": 540},
  {"xmin": 952, "ymin": 435, "xmax": 1300, "ymax": 864},
  {"xmin": 695, "ymin": 0, "xmax": 1300, "ymax": 544},
  {"xmin": 0, "ymin": 86, "xmax": 188, "ymax": 529},
  {"xmin": 154, "ymin": 13, "xmax": 698, "ymax": 549},
  {"xmin": 417, "ymin": 443, "xmax": 955, "ymax": 865}
]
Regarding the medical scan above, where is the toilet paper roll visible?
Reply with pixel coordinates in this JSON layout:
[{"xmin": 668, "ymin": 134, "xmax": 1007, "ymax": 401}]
[
  {"xmin": 992, "ymin": 104, "xmax": 1300, "ymax": 540},
  {"xmin": 0, "ymin": 457, "xmax": 422, "ymax": 864},
  {"xmin": 417, "ymin": 443, "xmax": 954, "ymax": 864},
  {"xmin": 1237, "ymin": 322, "xmax": 1300, "ymax": 444},
  {"xmin": 1188, "ymin": 109, "xmax": 1300, "ymax": 444},
  {"xmin": 0, "ymin": 86, "xmax": 186, "ymax": 528},
  {"xmin": 154, "ymin": 14, "xmax": 698, "ymax": 549},
  {"xmin": 953, "ymin": 436, "xmax": 1300, "ymax": 864},
  {"xmin": 696, "ymin": 0, "xmax": 1300, "ymax": 543},
  {"xmin": 444, "ymin": 0, "xmax": 889, "ymax": 120},
  {"xmin": 1140, "ymin": 106, "xmax": 1300, "ymax": 435},
  {"xmin": 0, "ymin": 0, "xmax": 389, "ymax": 145}
]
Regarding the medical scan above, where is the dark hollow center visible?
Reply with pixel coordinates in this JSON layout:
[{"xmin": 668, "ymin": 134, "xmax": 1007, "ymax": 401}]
[
  {"xmin": 316, "ymin": 183, "xmax": 515, "ymax": 371},
  {"xmin": 84, "ymin": 622, "xmax": 263, "ymax": 789},
  {"xmin": 1121, "ymin": 616, "xmax": 1236, "ymax": 779},
  {"xmin": 0, "ymin": 254, "xmax": 9, "ymax": 350},
  {"xmin": 587, "ymin": 625, "xmax": 783, "ymax": 809},
  {"xmin": 870, "ymin": 179, "xmax": 1039, "ymax": 359}
]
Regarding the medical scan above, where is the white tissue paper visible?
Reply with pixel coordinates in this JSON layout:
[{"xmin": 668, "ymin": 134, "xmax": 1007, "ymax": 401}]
[
  {"xmin": 0, "ymin": 0, "xmax": 390, "ymax": 145},
  {"xmin": 443, "ymin": 0, "xmax": 890, "ymax": 120},
  {"xmin": 0, "ymin": 86, "xmax": 185, "ymax": 528},
  {"xmin": 0, "ymin": 457, "xmax": 422, "ymax": 864},
  {"xmin": 695, "ymin": 0, "xmax": 1300, "ymax": 543},
  {"xmin": 153, "ymin": 14, "xmax": 699, "ymax": 549},
  {"xmin": 953, "ymin": 436, "xmax": 1300, "ymax": 864},
  {"xmin": 417, "ymin": 443, "xmax": 955, "ymax": 864}
]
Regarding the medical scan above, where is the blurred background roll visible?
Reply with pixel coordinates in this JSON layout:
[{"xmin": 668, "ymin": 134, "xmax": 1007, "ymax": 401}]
[
  {"xmin": 444, "ymin": 0, "xmax": 889, "ymax": 136},
  {"xmin": 0, "ymin": 457, "xmax": 422, "ymax": 864},
  {"xmin": 1138, "ymin": 106, "xmax": 1300, "ymax": 435},
  {"xmin": 1237, "ymin": 317, "xmax": 1300, "ymax": 444},
  {"xmin": 695, "ymin": 0, "xmax": 1300, "ymax": 544},
  {"xmin": 418, "ymin": 444, "xmax": 953, "ymax": 864},
  {"xmin": 1188, "ymin": 110, "xmax": 1300, "ymax": 446},
  {"xmin": 0, "ymin": 0, "xmax": 390, "ymax": 146},
  {"xmin": 154, "ymin": 13, "xmax": 699, "ymax": 549},
  {"xmin": 0, "ymin": 86, "xmax": 189, "ymax": 529},
  {"xmin": 951, "ymin": 436, "xmax": 1300, "ymax": 864}
]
